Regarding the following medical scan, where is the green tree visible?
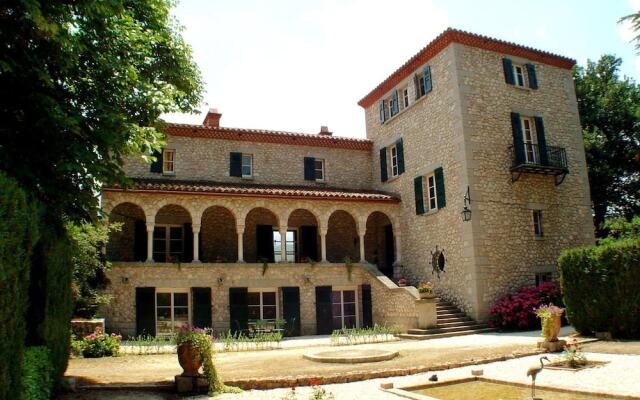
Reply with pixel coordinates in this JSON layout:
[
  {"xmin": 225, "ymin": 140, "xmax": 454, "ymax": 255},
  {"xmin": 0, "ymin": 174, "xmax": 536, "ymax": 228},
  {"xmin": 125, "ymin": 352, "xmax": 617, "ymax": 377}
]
[
  {"xmin": 573, "ymin": 55, "xmax": 640, "ymax": 236},
  {"xmin": 0, "ymin": 0, "xmax": 203, "ymax": 222}
]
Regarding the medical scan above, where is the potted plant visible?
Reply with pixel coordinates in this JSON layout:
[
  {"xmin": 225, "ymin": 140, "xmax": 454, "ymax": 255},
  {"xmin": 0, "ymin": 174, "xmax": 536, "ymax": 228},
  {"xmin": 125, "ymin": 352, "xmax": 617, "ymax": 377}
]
[
  {"xmin": 397, "ymin": 276, "xmax": 407, "ymax": 287},
  {"xmin": 175, "ymin": 324, "xmax": 211, "ymax": 377},
  {"xmin": 417, "ymin": 281, "xmax": 436, "ymax": 299},
  {"xmin": 535, "ymin": 303, "xmax": 565, "ymax": 342}
]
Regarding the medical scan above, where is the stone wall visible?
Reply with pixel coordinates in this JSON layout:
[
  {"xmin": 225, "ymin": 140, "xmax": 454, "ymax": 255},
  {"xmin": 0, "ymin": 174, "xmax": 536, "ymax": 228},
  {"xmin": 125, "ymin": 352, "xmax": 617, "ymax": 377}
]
[
  {"xmin": 201, "ymin": 206, "xmax": 237, "ymax": 262},
  {"xmin": 122, "ymin": 135, "xmax": 373, "ymax": 190},
  {"xmin": 101, "ymin": 263, "xmax": 422, "ymax": 337}
]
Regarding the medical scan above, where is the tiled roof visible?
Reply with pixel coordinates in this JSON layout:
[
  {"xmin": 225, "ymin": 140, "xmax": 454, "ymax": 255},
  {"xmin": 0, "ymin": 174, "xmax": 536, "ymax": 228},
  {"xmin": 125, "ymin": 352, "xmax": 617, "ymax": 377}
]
[
  {"xmin": 164, "ymin": 123, "xmax": 372, "ymax": 151},
  {"xmin": 103, "ymin": 178, "xmax": 400, "ymax": 203},
  {"xmin": 358, "ymin": 28, "xmax": 576, "ymax": 108}
]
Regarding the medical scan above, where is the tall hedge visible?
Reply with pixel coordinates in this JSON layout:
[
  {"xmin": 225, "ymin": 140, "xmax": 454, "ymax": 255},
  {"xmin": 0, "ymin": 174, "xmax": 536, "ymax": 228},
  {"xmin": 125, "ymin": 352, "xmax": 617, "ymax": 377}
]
[
  {"xmin": 0, "ymin": 173, "xmax": 40, "ymax": 400},
  {"xmin": 559, "ymin": 238, "xmax": 640, "ymax": 338}
]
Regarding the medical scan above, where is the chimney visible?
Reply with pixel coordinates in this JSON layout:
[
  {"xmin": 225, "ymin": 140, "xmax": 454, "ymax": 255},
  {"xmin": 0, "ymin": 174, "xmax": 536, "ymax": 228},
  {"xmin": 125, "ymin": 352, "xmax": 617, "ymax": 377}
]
[
  {"xmin": 318, "ymin": 125, "xmax": 332, "ymax": 136},
  {"xmin": 203, "ymin": 107, "xmax": 222, "ymax": 128}
]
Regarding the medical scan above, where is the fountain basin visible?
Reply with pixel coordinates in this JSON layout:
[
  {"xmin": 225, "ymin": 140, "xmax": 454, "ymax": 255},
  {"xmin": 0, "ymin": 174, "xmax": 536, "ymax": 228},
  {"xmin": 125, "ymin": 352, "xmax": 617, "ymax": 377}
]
[{"xmin": 303, "ymin": 349, "xmax": 398, "ymax": 364}]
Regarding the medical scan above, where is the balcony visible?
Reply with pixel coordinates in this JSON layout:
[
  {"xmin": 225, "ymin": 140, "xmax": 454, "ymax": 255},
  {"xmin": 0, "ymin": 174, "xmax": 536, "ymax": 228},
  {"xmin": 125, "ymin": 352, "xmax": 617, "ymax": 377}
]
[{"xmin": 510, "ymin": 144, "xmax": 568, "ymax": 185}]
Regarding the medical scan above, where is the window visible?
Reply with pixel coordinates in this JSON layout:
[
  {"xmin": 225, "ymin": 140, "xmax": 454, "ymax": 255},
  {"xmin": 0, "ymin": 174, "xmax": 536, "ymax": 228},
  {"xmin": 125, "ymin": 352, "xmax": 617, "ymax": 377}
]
[
  {"xmin": 427, "ymin": 173, "xmax": 437, "ymax": 211},
  {"xmin": 533, "ymin": 210, "xmax": 543, "ymax": 238},
  {"xmin": 153, "ymin": 225, "xmax": 183, "ymax": 262},
  {"xmin": 416, "ymin": 72, "xmax": 427, "ymax": 98},
  {"xmin": 535, "ymin": 272, "xmax": 553, "ymax": 286},
  {"xmin": 156, "ymin": 290, "xmax": 189, "ymax": 336},
  {"xmin": 399, "ymin": 86, "xmax": 409, "ymax": 110},
  {"xmin": 248, "ymin": 290, "xmax": 278, "ymax": 321},
  {"xmin": 331, "ymin": 289, "xmax": 357, "ymax": 330},
  {"xmin": 274, "ymin": 229, "xmax": 297, "ymax": 262},
  {"xmin": 314, "ymin": 159, "xmax": 325, "ymax": 181},
  {"xmin": 521, "ymin": 117, "xmax": 538, "ymax": 164},
  {"xmin": 390, "ymin": 145, "xmax": 399, "ymax": 177},
  {"xmin": 163, "ymin": 149, "xmax": 175, "ymax": 174},
  {"xmin": 241, "ymin": 154, "xmax": 253, "ymax": 178},
  {"xmin": 513, "ymin": 64, "xmax": 526, "ymax": 87}
]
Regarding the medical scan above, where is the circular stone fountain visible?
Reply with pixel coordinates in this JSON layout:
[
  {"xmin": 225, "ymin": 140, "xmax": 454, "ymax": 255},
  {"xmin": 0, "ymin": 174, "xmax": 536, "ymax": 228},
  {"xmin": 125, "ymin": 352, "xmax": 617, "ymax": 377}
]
[{"xmin": 303, "ymin": 349, "xmax": 399, "ymax": 364}]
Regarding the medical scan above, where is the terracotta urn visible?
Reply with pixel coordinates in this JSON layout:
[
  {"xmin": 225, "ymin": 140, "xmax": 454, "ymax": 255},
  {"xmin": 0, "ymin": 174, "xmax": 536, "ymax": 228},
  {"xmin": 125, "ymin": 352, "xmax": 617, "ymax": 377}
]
[
  {"xmin": 551, "ymin": 313, "xmax": 562, "ymax": 341},
  {"xmin": 177, "ymin": 343, "xmax": 203, "ymax": 377}
]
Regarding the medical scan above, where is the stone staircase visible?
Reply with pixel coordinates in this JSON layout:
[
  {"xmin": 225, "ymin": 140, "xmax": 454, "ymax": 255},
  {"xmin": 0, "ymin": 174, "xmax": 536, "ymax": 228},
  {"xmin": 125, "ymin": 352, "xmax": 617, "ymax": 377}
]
[{"xmin": 398, "ymin": 299, "xmax": 495, "ymax": 340}]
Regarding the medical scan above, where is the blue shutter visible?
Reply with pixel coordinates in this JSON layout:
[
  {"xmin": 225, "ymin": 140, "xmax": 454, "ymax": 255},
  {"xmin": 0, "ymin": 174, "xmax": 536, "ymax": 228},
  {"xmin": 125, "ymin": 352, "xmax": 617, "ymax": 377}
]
[
  {"xmin": 511, "ymin": 112, "xmax": 525, "ymax": 165},
  {"xmin": 534, "ymin": 116, "xmax": 548, "ymax": 165},
  {"xmin": 423, "ymin": 65, "xmax": 432, "ymax": 94},
  {"xmin": 379, "ymin": 100, "xmax": 385, "ymax": 123},
  {"xmin": 502, "ymin": 58, "xmax": 515, "ymax": 85},
  {"xmin": 414, "ymin": 176, "xmax": 425, "ymax": 215},
  {"xmin": 526, "ymin": 63, "xmax": 538, "ymax": 89},
  {"xmin": 229, "ymin": 152, "xmax": 242, "ymax": 177},
  {"xmin": 304, "ymin": 157, "xmax": 316, "ymax": 181},
  {"xmin": 379, "ymin": 148, "xmax": 388, "ymax": 182},
  {"xmin": 391, "ymin": 90, "xmax": 399, "ymax": 116},
  {"xmin": 396, "ymin": 138, "xmax": 405, "ymax": 174},
  {"xmin": 434, "ymin": 167, "xmax": 446, "ymax": 208},
  {"xmin": 150, "ymin": 149, "xmax": 163, "ymax": 173}
]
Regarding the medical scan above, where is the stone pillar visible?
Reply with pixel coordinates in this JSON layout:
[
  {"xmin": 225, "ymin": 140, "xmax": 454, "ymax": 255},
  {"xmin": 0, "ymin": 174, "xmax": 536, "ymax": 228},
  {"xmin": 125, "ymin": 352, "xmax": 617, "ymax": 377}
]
[
  {"xmin": 192, "ymin": 223, "xmax": 201, "ymax": 263},
  {"xmin": 320, "ymin": 228, "xmax": 328, "ymax": 263},
  {"xmin": 358, "ymin": 230, "xmax": 366, "ymax": 263},
  {"xmin": 236, "ymin": 224, "xmax": 245, "ymax": 263},
  {"xmin": 394, "ymin": 232, "xmax": 402, "ymax": 265},
  {"xmin": 145, "ymin": 222, "xmax": 154, "ymax": 262},
  {"xmin": 279, "ymin": 226, "xmax": 288, "ymax": 262}
]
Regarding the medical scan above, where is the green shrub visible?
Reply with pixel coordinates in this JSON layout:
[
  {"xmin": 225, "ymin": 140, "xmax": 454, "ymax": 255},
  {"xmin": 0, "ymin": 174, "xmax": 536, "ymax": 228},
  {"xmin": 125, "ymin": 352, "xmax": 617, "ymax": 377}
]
[
  {"xmin": 0, "ymin": 173, "xmax": 40, "ymax": 400},
  {"xmin": 20, "ymin": 346, "xmax": 53, "ymax": 400},
  {"xmin": 76, "ymin": 329, "xmax": 122, "ymax": 358},
  {"xmin": 559, "ymin": 238, "xmax": 640, "ymax": 338}
]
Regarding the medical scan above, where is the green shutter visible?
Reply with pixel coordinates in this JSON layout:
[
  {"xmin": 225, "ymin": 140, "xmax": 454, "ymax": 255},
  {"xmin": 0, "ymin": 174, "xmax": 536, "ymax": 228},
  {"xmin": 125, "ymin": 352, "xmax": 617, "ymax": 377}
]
[
  {"xmin": 414, "ymin": 176, "xmax": 425, "ymax": 215},
  {"xmin": 183, "ymin": 223, "xmax": 193, "ymax": 262},
  {"xmin": 134, "ymin": 220, "xmax": 147, "ymax": 261},
  {"xmin": 396, "ymin": 138, "xmax": 405, "ymax": 175},
  {"xmin": 229, "ymin": 152, "xmax": 242, "ymax": 177},
  {"xmin": 391, "ymin": 90, "xmax": 399, "ymax": 116},
  {"xmin": 502, "ymin": 58, "xmax": 515, "ymax": 85},
  {"xmin": 282, "ymin": 287, "xmax": 301, "ymax": 336},
  {"xmin": 423, "ymin": 65, "xmax": 432, "ymax": 94},
  {"xmin": 361, "ymin": 285, "xmax": 373, "ymax": 328},
  {"xmin": 534, "ymin": 116, "xmax": 548, "ymax": 165},
  {"xmin": 379, "ymin": 100, "xmax": 385, "ymax": 123},
  {"xmin": 191, "ymin": 287, "xmax": 212, "ymax": 329},
  {"xmin": 136, "ymin": 287, "xmax": 156, "ymax": 336},
  {"xmin": 150, "ymin": 149, "xmax": 163, "ymax": 173},
  {"xmin": 435, "ymin": 167, "xmax": 446, "ymax": 208},
  {"xmin": 229, "ymin": 287, "xmax": 248, "ymax": 333},
  {"xmin": 526, "ymin": 63, "xmax": 538, "ymax": 89},
  {"xmin": 379, "ymin": 148, "xmax": 388, "ymax": 182},
  {"xmin": 304, "ymin": 157, "xmax": 315, "ymax": 181},
  {"xmin": 315, "ymin": 286, "xmax": 333, "ymax": 334},
  {"xmin": 511, "ymin": 112, "xmax": 525, "ymax": 165}
]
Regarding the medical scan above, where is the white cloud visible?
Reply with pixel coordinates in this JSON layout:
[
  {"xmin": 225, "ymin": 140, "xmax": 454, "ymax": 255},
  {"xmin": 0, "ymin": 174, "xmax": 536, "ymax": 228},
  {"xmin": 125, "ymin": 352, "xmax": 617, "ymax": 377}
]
[{"xmin": 164, "ymin": 0, "xmax": 448, "ymax": 138}]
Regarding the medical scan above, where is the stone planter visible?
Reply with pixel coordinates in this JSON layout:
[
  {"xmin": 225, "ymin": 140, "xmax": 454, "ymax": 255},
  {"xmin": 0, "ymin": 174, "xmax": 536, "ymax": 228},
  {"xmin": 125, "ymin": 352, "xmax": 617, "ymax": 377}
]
[
  {"xmin": 177, "ymin": 343, "xmax": 203, "ymax": 377},
  {"xmin": 419, "ymin": 291, "xmax": 436, "ymax": 299}
]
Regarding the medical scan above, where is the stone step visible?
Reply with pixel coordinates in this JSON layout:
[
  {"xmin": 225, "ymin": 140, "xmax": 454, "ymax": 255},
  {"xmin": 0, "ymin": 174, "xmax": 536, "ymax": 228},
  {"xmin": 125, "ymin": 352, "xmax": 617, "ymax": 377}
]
[
  {"xmin": 436, "ymin": 320, "xmax": 478, "ymax": 328},
  {"xmin": 406, "ymin": 324, "xmax": 489, "ymax": 335},
  {"xmin": 436, "ymin": 305, "xmax": 459, "ymax": 311},
  {"xmin": 398, "ymin": 328, "xmax": 496, "ymax": 340},
  {"xmin": 436, "ymin": 311, "xmax": 467, "ymax": 318}
]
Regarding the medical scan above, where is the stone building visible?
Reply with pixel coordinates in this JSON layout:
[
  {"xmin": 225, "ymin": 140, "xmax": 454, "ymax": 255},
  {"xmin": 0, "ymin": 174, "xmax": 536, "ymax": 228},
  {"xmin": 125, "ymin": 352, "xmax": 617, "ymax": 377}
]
[{"xmin": 101, "ymin": 29, "xmax": 594, "ymax": 337}]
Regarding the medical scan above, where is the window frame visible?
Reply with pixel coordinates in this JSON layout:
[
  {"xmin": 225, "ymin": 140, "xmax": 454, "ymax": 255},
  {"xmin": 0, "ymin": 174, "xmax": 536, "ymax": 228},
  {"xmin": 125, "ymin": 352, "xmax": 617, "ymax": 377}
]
[
  {"xmin": 520, "ymin": 116, "xmax": 538, "ymax": 164},
  {"xmin": 426, "ymin": 173, "xmax": 438, "ymax": 211},
  {"xmin": 155, "ymin": 289, "xmax": 190, "ymax": 337},
  {"xmin": 389, "ymin": 145, "xmax": 399, "ymax": 177},
  {"xmin": 331, "ymin": 287, "xmax": 359, "ymax": 330},
  {"xmin": 241, "ymin": 153, "xmax": 253, "ymax": 178},
  {"xmin": 314, "ymin": 158, "xmax": 325, "ymax": 182},
  {"xmin": 273, "ymin": 228, "xmax": 298, "ymax": 262},
  {"xmin": 400, "ymin": 86, "xmax": 409, "ymax": 110},
  {"xmin": 247, "ymin": 288, "xmax": 279, "ymax": 321},
  {"xmin": 163, "ymin": 149, "xmax": 176, "ymax": 175},
  {"xmin": 416, "ymin": 72, "xmax": 426, "ymax": 98},
  {"xmin": 153, "ymin": 224, "xmax": 184, "ymax": 262},
  {"xmin": 532, "ymin": 210, "xmax": 544, "ymax": 238},
  {"xmin": 513, "ymin": 64, "xmax": 526, "ymax": 88}
]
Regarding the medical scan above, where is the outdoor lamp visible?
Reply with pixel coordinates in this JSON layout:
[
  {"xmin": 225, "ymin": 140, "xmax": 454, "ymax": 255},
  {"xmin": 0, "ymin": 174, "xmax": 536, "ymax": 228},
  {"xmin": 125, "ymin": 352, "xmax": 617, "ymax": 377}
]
[{"xmin": 461, "ymin": 186, "xmax": 472, "ymax": 222}]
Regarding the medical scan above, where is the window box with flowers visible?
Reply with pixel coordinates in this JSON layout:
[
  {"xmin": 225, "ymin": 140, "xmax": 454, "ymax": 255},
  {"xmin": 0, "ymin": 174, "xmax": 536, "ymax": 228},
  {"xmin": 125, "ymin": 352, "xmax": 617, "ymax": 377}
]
[{"xmin": 417, "ymin": 281, "xmax": 436, "ymax": 299}]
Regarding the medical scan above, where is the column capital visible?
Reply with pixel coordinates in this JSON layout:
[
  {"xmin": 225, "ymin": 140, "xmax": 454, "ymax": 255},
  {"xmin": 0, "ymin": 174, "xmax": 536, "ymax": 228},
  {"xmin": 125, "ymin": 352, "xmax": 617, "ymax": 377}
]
[
  {"xmin": 236, "ymin": 224, "xmax": 245, "ymax": 235},
  {"xmin": 319, "ymin": 228, "xmax": 328, "ymax": 236},
  {"xmin": 192, "ymin": 223, "xmax": 201, "ymax": 233},
  {"xmin": 145, "ymin": 222, "xmax": 155, "ymax": 231}
]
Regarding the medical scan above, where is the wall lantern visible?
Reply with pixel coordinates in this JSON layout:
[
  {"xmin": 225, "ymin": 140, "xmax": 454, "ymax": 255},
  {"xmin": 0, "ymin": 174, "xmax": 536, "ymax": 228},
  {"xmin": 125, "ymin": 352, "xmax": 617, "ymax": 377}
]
[{"xmin": 461, "ymin": 186, "xmax": 472, "ymax": 222}]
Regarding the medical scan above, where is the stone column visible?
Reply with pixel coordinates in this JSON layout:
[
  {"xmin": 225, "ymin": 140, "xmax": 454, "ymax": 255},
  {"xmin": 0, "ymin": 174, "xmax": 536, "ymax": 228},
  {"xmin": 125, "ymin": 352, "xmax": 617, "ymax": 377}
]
[
  {"xmin": 279, "ymin": 226, "xmax": 288, "ymax": 263},
  {"xmin": 236, "ymin": 224, "xmax": 245, "ymax": 263},
  {"xmin": 358, "ymin": 229, "xmax": 366, "ymax": 263},
  {"xmin": 394, "ymin": 232, "xmax": 402, "ymax": 265},
  {"xmin": 145, "ymin": 222, "xmax": 154, "ymax": 262},
  {"xmin": 192, "ymin": 223, "xmax": 201, "ymax": 263},
  {"xmin": 320, "ymin": 228, "xmax": 328, "ymax": 263}
]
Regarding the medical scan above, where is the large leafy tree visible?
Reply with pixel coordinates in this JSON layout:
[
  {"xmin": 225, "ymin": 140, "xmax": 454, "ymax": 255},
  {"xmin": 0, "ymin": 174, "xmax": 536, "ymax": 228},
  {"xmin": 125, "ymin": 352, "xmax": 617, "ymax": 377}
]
[
  {"xmin": 573, "ymin": 55, "xmax": 640, "ymax": 236},
  {"xmin": 0, "ymin": 0, "xmax": 203, "ymax": 222}
]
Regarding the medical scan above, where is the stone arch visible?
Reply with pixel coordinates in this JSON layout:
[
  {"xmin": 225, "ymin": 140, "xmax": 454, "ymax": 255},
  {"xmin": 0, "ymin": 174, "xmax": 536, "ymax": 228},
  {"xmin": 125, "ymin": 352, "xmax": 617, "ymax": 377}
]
[
  {"xmin": 200, "ymin": 205, "xmax": 237, "ymax": 262},
  {"xmin": 243, "ymin": 207, "xmax": 279, "ymax": 262},
  {"xmin": 326, "ymin": 209, "xmax": 359, "ymax": 263},
  {"xmin": 364, "ymin": 211, "xmax": 395, "ymax": 278},
  {"xmin": 107, "ymin": 202, "xmax": 146, "ymax": 262},
  {"xmin": 287, "ymin": 208, "xmax": 320, "ymax": 262},
  {"xmin": 154, "ymin": 204, "xmax": 193, "ymax": 263}
]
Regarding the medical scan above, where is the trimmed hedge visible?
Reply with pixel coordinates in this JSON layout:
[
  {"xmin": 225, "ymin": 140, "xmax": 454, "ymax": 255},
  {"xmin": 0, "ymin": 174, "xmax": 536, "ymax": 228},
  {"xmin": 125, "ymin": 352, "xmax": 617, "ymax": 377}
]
[
  {"xmin": 20, "ymin": 346, "xmax": 53, "ymax": 400},
  {"xmin": 0, "ymin": 173, "xmax": 39, "ymax": 400},
  {"xmin": 559, "ymin": 238, "xmax": 640, "ymax": 338}
]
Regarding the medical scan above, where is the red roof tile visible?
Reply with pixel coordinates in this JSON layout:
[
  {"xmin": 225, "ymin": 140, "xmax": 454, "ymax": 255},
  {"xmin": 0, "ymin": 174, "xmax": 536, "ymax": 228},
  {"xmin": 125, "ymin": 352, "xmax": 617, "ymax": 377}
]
[
  {"xmin": 103, "ymin": 179, "xmax": 399, "ymax": 203},
  {"xmin": 358, "ymin": 28, "xmax": 576, "ymax": 108},
  {"xmin": 164, "ymin": 123, "xmax": 372, "ymax": 151}
]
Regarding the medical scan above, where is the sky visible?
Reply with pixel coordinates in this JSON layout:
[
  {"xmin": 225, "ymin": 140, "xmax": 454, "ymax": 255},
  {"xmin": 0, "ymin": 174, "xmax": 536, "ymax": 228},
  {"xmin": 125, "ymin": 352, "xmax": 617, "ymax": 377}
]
[{"xmin": 164, "ymin": 0, "xmax": 640, "ymax": 139}]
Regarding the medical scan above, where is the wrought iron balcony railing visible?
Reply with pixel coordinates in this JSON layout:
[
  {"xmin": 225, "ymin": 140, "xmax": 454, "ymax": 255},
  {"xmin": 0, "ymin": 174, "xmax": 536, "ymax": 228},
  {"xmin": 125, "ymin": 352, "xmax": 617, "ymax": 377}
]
[{"xmin": 510, "ymin": 144, "xmax": 568, "ymax": 185}]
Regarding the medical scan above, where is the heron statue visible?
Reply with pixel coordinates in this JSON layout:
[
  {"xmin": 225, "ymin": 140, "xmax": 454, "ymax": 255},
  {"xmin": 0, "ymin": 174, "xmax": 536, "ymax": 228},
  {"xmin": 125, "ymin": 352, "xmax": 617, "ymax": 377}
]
[{"xmin": 526, "ymin": 356, "xmax": 549, "ymax": 399}]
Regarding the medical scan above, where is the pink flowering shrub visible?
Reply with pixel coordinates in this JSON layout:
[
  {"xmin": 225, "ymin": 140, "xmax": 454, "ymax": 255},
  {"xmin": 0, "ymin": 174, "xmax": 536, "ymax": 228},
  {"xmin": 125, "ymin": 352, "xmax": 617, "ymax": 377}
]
[
  {"xmin": 488, "ymin": 281, "xmax": 564, "ymax": 330},
  {"xmin": 76, "ymin": 328, "xmax": 122, "ymax": 358}
]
